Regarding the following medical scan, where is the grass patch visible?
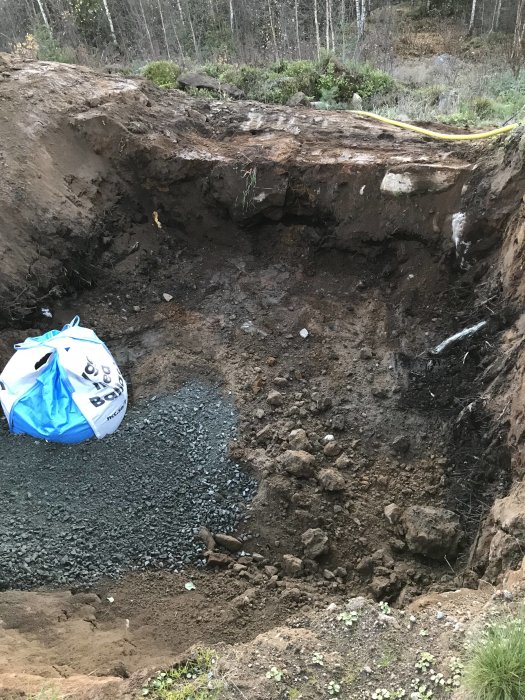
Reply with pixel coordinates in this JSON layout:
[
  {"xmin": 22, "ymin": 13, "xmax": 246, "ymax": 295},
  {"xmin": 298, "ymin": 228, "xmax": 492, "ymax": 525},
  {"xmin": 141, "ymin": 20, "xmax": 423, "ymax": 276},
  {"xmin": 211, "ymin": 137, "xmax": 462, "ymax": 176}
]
[
  {"xmin": 27, "ymin": 690, "xmax": 61, "ymax": 700},
  {"xmin": 142, "ymin": 647, "xmax": 222, "ymax": 699},
  {"xmin": 143, "ymin": 60, "xmax": 181, "ymax": 89},
  {"xmin": 464, "ymin": 614, "xmax": 525, "ymax": 700}
]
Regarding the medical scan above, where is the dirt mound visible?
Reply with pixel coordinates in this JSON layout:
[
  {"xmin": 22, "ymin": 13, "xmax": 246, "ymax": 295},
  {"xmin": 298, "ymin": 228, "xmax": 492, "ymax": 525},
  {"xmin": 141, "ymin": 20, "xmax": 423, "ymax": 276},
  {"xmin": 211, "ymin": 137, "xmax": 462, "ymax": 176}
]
[{"xmin": 2, "ymin": 57, "xmax": 525, "ymax": 697}]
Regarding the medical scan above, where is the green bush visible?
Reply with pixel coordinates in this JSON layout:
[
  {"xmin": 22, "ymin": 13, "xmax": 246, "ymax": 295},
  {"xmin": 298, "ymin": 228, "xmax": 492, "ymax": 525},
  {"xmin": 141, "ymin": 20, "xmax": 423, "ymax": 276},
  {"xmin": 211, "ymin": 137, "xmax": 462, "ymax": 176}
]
[
  {"xmin": 465, "ymin": 614, "xmax": 525, "ymax": 700},
  {"xmin": 34, "ymin": 25, "xmax": 74, "ymax": 63},
  {"xmin": 142, "ymin": 61, "xmax": 181, "ymax": 89},
  {"xmin": 202, "ymin": 58, "xmax": 394, "ymax": 107}
]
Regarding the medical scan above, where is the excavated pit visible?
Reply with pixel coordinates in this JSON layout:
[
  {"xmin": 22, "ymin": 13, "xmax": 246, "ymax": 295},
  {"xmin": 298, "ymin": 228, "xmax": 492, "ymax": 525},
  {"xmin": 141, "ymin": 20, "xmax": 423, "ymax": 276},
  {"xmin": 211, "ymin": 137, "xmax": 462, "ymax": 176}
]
[{"xmin": 0, "ymin": 57, "xmax": 522, "ymax": 696}]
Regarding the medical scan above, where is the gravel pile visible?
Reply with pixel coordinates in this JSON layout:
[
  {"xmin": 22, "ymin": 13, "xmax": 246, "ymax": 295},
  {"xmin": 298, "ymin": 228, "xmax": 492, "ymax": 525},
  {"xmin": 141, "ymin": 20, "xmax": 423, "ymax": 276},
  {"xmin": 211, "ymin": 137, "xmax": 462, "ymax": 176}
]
[{"xmin": 0, "ymin": 382, "xmax": 256, "ymax": 589}]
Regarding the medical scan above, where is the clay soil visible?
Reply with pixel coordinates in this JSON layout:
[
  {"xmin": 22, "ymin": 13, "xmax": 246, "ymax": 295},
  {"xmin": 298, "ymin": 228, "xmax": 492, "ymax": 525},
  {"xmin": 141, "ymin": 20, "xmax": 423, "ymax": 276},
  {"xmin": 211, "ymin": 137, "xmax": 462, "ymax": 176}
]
[{"xmin": 0, "ymin": 55, "xmax": 522, "ymax": 698}]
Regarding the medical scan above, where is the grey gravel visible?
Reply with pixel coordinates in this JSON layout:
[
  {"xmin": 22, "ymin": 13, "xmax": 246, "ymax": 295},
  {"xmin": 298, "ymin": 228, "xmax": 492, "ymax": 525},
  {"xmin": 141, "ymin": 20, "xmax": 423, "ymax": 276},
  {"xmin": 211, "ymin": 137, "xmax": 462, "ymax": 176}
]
[{"xmin": 0, "ymin": 382, "xmax": 256, "ymax": 589}]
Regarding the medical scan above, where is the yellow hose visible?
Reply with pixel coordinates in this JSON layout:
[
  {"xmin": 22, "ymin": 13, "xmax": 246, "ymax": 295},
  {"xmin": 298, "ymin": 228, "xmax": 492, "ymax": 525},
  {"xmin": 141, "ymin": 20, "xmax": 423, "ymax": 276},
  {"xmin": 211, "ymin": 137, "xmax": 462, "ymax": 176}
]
[{"xmin": 349, "ymin": 110, "xmax": 518, "ymax": 141}]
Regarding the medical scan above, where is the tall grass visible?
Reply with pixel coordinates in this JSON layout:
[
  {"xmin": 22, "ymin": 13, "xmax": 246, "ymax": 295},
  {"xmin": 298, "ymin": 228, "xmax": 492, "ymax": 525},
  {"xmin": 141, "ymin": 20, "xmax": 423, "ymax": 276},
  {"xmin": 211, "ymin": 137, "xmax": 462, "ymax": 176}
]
[{"xmin": 465, "ymin": 614, "xmax": 525, "ymax": 700}]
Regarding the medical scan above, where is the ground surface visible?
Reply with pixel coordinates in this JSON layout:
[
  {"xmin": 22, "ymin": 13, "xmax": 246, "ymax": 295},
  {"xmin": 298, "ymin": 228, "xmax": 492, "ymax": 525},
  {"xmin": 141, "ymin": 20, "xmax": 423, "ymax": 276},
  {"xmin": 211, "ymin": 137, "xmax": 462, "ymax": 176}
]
[{"xmin": 1, "ymin": 56, "xmax": 525, "ymax": 699}]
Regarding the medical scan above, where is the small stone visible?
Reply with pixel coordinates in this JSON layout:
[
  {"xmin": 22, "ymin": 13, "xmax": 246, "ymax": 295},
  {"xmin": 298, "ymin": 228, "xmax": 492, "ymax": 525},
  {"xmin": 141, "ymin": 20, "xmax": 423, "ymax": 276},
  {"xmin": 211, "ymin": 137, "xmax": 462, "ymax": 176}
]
[
  {"xmin": 289, "ymin": 428, "xmax": 312, "ymax": 451},
  {"xmin": 162, "ymin": 293, "xmax": 173, "ymax": 302},
  {"xmin": 133, "ymin": 306, "xmax": 140, "ymax": 313},
  {"xmin": 360, "ymin": 347, "xmax": 373, "ymax": 359},
  {"xmin": 301, "ymin": 528, "xmax": 329, "ymax": 560},
  {"xmin": 267, "ymin": 357, "xmax": 277, "ymax": 366},
  {"xmin": 392, "ymin": 435, "xmax": 410, "ymax": 454},
  {"xmin": 299, "ymin": 328, "xmax": 309, "ymax": 339},
  {"xmin": 233, "ymin": 563, "xmax": 248, "ymax": 573},
  {"xmin": 356, "ymin": 556, "xmax": 374, "ymax": 575},
  {"xmin": 274, "ymin": 377, "xmax": 288, "ymax": 387},
  {"xmin": 323, "ymin": 441, "xmax": 342, "ymax": 457},
  {"xmin": 384, "ymin": 503, "xmax": 401, "ymax": 525},
  {"xmin": 323, "ymin": 434, "xmax": 335, "ymax": 444},
  {"xmin": 214, "ymin": 533, "xmax": 243, "ymax": 552},
  {"xmin": 233, "ymin": 587, "xmax": 258, "ymax": 607},
  {"xmin": 323, "ymin": 569, "xmax": 335, "ymax": 580},
  {"xmin": 282, "ymin": 554, "xmax": 303, "ymax": 577},
  {"xmin": 278, "ymin": 450, "xmax": 315, "ymax": 478},
  {"xmin": 331, "ymin": 414, "xmax": 345, "ymax": 431},
  {"xmin": 207, "ymin": 552, "xmax": 232, "ymax": 567},
  {"xmin": 255, "ymin": 408, "xmax": 265, "ymax": 419},
  {"xmin": 335, "ymin": 454, "xmax": 351, "ymax": 469},
  {"xmin": 264, "ymin": 565, "xmax": 279, "ymax": 577},
  {"xmin": 281, "ymin": 587, "xmax": 302, "ymax": 602},
  {"xmin": 267, "ymin": 390, "xmax": 284, "ymax": 407},
  {"xmin": 318, "ymin": 468, "xmax": 345, "ymax": 492}
]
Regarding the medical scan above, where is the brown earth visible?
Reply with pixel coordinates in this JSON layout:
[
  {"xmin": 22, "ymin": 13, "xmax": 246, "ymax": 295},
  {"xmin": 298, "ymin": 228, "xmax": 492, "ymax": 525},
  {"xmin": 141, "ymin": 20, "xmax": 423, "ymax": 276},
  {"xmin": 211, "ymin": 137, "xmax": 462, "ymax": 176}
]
[{"xmin": 2, "ymin": 54, "xmax": 525, "ymax": 698}]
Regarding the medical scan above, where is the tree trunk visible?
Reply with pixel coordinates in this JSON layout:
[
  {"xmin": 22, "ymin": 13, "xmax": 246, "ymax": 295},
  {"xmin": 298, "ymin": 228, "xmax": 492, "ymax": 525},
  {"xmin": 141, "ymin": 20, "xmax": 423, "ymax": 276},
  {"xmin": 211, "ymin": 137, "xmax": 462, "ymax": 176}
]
[
  {"xmin": 294, "ymin": 0, "xmax": 301, "ymax": 58},
  {"xmin": 330, "ymin": 0, "xmax": 335, "ymax": 51},
  {"xmin": 176, "ymin": 0, "xmax": 185, "ymax": 26},
  {"xmin": 101, "ymin": 0, "xmax": 118, "ymax": 45},
  {"xmin": 157, "ymin": 0, "xmax": 171, "ymax": 58},
  {"xmin": 229, "ymin": 0, "xmax": 234, "ymax": 35},
  {"xmin": 490, "ymin": 0, "xmax": 502, "ymax": 32},
  {"xmin": 468, "ymin": 0, "xmax": 477, "ymax": 33},
  {"xmin": 267, "ymin": 0, "xmax": 279, "ymax": 60},
  {"xmin": 35, "ymin": 0, "xmax": 50, "ymax": 28},
  {"xmin": 325, "ymin": 0, "xmax": 330, "ymax": 49},
  {"xmin": 186, "ymin": 2, "xmax": 199, "ymax": 59},
  {"xmin": 314, "ymin": 0, "xmax": 321, "ymax": 58},
  {"xmin": 138, "ymin": 0, "xmax": 155, "ymax": 56},
  {"xmin": 341, "ymin": 0, "xmax": 345, "ymax": 60}
]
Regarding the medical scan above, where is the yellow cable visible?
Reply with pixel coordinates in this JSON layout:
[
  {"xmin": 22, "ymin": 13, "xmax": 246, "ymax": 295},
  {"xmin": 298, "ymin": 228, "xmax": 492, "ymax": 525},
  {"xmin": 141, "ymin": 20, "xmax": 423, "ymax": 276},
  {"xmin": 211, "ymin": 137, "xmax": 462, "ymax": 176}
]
[{"xmin": 349, "ymin": 110, "xmax": 518, "ymax": 141}]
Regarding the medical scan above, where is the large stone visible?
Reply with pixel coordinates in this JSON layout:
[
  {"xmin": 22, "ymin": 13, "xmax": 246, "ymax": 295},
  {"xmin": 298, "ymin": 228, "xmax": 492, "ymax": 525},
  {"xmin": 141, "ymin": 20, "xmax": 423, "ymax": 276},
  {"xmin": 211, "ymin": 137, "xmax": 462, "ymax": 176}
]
[
  {"xmin": 401, "ymin": 506, "xmax": 463, "ymax": 560},
  {"xmin": 318, "ymin": 467, "xmax": 345, "ymax": 492},
  {"xmin": 380, "ymin": 166, "xmax": 461, "ymax": 196},
  {"xmin": 278, "ymin": 450, "xmax": 315, "ymax": 478},
  {"xmin": 178, "ymin": 71, "xmax": 244, "ymax": 98},
  {"xmin": 301, "ymin": 528, "xmax": 329, "ymax": 560},
  {"xmin": 214, "ymin": 533, "xmax": 243, "ymax": 552},
  {"xmin": 287, "ymin": 91, "xmax": 310, "ymax": 107},
  {"xmin": 281, "ymin": 554, "xmax": 303, "ymax": 577}
]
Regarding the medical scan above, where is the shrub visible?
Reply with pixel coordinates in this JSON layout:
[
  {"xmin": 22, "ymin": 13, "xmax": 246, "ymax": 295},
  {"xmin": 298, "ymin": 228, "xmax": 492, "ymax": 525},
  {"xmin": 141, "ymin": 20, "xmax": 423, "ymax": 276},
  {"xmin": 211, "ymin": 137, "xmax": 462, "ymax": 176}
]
[
  {"xmin": 142, "ymin": 61, "xmax": 181, "ymax": 89},
  {"xmin": 464, "ymin": 614, "xmax": 525, "ymax": 700},
  {"xmin": 34, "ymin": 25, "xmax": 75, "ymax": 63}
]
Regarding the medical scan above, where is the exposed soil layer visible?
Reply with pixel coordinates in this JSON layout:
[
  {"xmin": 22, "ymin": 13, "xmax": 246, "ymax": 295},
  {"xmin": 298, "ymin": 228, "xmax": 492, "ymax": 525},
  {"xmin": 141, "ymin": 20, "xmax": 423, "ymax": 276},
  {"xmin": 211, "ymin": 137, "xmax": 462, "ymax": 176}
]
[{"xmin": 1, "ymin": 56, "xmax": 525, "ymax": 698}]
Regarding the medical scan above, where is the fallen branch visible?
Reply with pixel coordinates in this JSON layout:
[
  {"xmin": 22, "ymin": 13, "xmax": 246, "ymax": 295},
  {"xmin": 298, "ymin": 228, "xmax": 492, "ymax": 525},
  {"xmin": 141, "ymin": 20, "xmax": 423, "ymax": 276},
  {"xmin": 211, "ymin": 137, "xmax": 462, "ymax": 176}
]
[{"xmin": 430, "ymin": 320, "xmax": 488, "ymax": 355}]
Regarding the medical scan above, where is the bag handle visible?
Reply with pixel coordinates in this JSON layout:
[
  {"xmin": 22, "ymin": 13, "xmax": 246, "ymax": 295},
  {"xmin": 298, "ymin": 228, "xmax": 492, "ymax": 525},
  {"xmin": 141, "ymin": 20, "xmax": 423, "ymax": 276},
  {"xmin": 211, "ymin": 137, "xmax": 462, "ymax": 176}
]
[{"xmin": 14, "ymin": 316, "xmax": 82, "ymax": 350}]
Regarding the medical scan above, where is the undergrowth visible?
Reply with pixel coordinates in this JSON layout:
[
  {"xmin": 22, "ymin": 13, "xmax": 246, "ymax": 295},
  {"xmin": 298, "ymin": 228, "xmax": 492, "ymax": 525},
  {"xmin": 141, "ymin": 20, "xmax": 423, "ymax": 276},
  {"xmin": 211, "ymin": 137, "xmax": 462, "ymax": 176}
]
[
  {"xmin": 142, "ymin": 647, "xmax": 222, "ymax": 699},
  {"xmin": 142, "ymin": 60, "xmax": 181, "ymax": 88},
  {"xmin": 464, "ymin": 613, "xmax": 525, "ymax": 700}
]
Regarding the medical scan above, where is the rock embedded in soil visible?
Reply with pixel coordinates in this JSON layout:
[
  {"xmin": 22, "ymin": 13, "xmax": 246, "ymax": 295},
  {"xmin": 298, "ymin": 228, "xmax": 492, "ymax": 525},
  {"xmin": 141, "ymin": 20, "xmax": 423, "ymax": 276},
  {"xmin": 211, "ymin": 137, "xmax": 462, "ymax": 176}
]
[
  {"xmin": 278, "ymin": 450, "xmax": 315, "ymax": 478},
  {"xmin": 301, "ymin": 528, "xmax": 329, "ymax": 560},
  {"xmin": 281, "ymin": 554, "xmax": 303, "ymax": 577},
  {"xmin": 289, "ymin": 428, "xmax": 312, "ymax": 451},
  {"xmin": 401, "ymin": 505, "xmax": 464, "ymax": 560},
  {"xmin": 318, "ymin": 468, "xmax": 346, "ymax": 492},
  {"xmin": 267, "ymin": 390, "xmax": 284, "ymax": 407},
  {"xmin": 323, "ymin": 440, "xmax": 342, "ymax": 457},
  {"xmin": 0, "ymin": 382, "xmax": 256, "ymax": 588},
  {"xmin": 392, "ymin": 435, "xmax": 411, "ymax": 455},
  {"xmin": 214, "ymin": 533, "xmax": 243, "ymax": 553}
]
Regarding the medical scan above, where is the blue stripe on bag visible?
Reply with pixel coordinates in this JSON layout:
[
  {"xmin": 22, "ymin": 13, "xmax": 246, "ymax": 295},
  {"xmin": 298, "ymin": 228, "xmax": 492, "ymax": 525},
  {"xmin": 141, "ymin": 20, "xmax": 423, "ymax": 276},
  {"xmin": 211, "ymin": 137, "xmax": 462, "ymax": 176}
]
[{"xmin": 10, "ymin": 353, "xmax": 95, "ymax": 444}]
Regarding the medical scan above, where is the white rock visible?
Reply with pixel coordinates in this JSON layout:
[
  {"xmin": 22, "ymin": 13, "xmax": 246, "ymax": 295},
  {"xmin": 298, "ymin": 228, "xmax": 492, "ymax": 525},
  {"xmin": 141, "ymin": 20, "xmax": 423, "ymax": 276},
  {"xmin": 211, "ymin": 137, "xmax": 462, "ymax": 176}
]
[
  {"xmin": 162, "ymin": 293, "xmax": 173, "ymax": 302},
  {"xmin": 299, "ymin": 328, "xmax": 309, "ymax": 338}
]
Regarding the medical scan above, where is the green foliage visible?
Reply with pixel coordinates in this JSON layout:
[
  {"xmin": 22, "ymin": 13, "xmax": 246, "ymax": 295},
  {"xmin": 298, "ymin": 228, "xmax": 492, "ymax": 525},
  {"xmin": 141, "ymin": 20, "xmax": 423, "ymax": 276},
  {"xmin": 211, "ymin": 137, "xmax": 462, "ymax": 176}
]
[
  {"xmin": 34, "ymin": 25, "xmax": 75, "ymax": 63},
  {"xmin": 142, "ymin": 648, "xmax": 221, "ymax": 699},
  {"xmin": 464, "ymin": 615, "xmax": 525, "ymax": 700},
  {"xmin": 202, "ymin": 58, "xmax": 394, "ymax": 106},
  {"xmin": 27, "ymin": 690, "xmax": 61, "ymax": 700},
  {"xmin": 143, "ymin": 61, "xmax": 181, "ymax": 89}
]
